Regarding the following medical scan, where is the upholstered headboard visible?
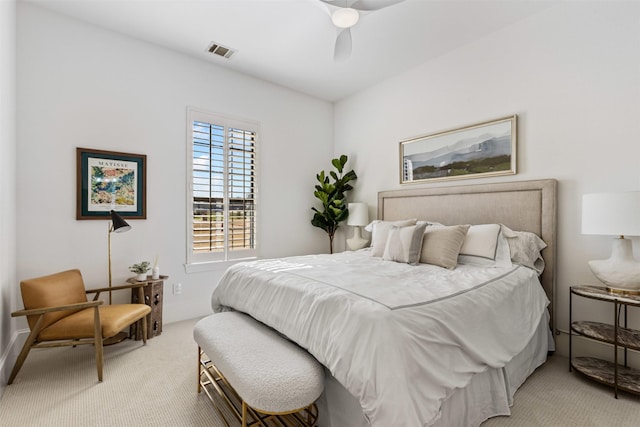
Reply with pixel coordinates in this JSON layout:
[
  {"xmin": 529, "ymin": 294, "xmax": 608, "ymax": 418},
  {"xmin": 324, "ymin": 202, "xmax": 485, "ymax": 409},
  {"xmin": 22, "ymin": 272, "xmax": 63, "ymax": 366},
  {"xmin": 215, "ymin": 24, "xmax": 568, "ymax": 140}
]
[{"xmin": 378, "ymin": 179, "xmax": 558, "ymax": 332}]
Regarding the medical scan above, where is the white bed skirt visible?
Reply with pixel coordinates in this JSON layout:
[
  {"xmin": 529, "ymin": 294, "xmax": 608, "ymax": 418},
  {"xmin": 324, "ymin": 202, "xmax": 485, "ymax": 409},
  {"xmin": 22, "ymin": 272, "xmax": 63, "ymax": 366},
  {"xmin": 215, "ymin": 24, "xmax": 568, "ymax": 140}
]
[{"xmin": 316, "ymin": 310, "xmax": 554, "ymax": 427}]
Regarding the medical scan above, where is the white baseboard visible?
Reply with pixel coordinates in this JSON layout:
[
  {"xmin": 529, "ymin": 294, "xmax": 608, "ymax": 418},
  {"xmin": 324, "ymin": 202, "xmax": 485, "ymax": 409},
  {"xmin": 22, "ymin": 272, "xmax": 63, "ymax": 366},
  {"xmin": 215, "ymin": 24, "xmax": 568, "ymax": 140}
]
[{"xmin": 0, "ymin": 328, "xmax": 27, "ymax": 398}]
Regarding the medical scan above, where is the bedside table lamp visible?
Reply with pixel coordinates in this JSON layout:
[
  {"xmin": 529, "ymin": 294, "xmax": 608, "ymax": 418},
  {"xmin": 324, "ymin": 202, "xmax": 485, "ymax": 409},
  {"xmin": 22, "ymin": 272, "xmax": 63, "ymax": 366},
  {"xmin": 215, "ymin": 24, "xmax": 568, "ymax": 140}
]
[
  {"xmin": 582, "ymin": 192, "xmax": 640, "ymax": 294},
  {"xmin": 346, "ymin": 203, "xmax": 369, "ymax": 251},
  {"xmin": 108, "ymin": 210, "xmax": 132, "ymax": 304}
]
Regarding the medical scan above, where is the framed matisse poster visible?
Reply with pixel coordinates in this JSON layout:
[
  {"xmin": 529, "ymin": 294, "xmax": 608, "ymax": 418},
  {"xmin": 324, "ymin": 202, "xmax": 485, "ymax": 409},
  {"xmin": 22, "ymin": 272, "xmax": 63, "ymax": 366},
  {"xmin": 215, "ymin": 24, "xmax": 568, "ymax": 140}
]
[
  {"xmin": 400, "ymin": 115, "xmax": 517, "ymax": 184},
  {"xmin": 76, "ymin": 147, "xmax": 147, "ymax": 220}
]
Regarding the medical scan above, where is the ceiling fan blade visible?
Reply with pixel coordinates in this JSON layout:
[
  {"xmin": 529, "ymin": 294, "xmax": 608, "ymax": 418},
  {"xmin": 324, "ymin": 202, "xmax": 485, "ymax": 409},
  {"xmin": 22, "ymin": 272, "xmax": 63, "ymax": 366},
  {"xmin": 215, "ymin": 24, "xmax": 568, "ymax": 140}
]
[
  {"xmin": 351, "ymin": 0, "xmax": 405, "ymax": 11},
  {"xmin": 320, "ymin": 0, "xmax": 358, "ymax": 7},
  {"xmin": 334, "ymin": 28, "xmax": 352, "ymax": 61},
  {"xmin": 316, "ymin": 0, "xmax": 335, "ymax": 16}
]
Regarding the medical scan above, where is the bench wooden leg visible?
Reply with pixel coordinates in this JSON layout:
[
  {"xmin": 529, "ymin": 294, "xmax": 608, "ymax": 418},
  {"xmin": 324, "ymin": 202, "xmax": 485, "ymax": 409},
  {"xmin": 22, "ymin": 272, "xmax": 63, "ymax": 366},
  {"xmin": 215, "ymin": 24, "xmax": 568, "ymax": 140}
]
[{"xmin": 242, "ymin": 401, "xmax": 248, "ymax": 427}]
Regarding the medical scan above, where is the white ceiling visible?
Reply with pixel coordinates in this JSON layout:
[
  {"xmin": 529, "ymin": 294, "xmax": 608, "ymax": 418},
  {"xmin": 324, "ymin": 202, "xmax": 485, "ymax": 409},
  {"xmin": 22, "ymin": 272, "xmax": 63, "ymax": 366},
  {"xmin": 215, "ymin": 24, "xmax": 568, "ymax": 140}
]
[{"xmin": 24, "ymin": 0, "xmax": 558, "ymax": 102}]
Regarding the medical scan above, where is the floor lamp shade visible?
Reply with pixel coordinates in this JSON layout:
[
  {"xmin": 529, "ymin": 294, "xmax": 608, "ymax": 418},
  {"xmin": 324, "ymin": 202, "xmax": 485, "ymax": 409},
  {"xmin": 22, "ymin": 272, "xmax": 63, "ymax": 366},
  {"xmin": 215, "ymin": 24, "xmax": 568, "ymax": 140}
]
[
  {"xmin": 110, "ymin": 210, "xmax": 132, "ymax": 233},
  {"xmin": 347, "ymin": 203, "xmax": 369, "ymax": 251},
  {"xmin": 582, "ymin": 192, "xmax": 640, "ymax": 293}
]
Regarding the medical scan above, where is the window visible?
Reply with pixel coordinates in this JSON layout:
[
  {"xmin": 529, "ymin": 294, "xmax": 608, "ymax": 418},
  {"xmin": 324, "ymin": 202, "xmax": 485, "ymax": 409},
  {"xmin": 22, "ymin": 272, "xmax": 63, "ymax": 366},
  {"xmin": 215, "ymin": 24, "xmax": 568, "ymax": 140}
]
[{"xmin": 187, "ymin": 108, "xmax": 257, "ymax": 268}]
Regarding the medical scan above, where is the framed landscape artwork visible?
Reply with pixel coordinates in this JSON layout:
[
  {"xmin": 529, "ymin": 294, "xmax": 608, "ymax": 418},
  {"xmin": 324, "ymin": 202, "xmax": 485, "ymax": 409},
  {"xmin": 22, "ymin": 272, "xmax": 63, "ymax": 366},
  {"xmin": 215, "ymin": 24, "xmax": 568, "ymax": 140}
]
[
  {"xmin": 400, "ymin": 115, "xmax": 517, "ymax": 184},
  {"xmin": 76, "ymin": 147, "xmax": 147, "ymax": 220}
]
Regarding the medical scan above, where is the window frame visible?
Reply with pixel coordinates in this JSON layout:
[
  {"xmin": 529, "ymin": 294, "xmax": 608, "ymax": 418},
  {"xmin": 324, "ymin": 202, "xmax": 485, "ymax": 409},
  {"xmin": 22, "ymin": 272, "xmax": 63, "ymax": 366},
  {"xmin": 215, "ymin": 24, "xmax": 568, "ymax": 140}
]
[{"xmin": 185, "ymin": 107, "xmax": 258, "ymax": 272}]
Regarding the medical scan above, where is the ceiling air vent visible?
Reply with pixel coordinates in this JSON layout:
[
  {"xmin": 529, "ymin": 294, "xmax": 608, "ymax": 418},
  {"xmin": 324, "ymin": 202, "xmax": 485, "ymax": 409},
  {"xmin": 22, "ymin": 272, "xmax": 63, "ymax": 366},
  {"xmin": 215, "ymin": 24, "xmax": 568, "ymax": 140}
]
[{"xmin": 207, "ymin": 42, "xmax": 236, "ymax": 59}]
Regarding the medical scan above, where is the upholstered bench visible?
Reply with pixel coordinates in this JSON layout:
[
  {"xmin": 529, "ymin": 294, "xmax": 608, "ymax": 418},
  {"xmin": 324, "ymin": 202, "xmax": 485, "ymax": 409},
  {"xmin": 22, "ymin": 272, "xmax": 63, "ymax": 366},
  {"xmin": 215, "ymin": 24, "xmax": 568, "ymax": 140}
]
[{"xmin": 193, "ymin": 311, "xmax": 324, "ymax": 427}]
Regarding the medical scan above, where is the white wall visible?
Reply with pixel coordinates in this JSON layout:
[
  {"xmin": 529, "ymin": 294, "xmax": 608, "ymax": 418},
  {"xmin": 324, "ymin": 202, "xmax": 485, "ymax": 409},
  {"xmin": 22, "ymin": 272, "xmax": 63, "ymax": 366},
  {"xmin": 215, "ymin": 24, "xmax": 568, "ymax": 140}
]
[
  {"xmin": 14, "ymin": 2, "xmax": 333, "ymax": 332},
  {"xmin": 0, "ymin": 0, "xmax": 17, "ymax": 394},
  {"xmin": 334, "ymin": 2, "xmax": 640, "ymax": 358},
  {"xmin": 8, "ymin": 0, "xmax": 640, "ymax": 389}
]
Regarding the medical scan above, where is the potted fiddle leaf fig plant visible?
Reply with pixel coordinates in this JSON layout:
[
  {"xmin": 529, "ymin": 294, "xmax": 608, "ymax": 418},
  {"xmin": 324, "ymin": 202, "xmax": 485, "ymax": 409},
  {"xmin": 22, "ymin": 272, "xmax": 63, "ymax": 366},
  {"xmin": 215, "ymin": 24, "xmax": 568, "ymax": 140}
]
[
  {"xmin": 311, "ymin": 155, "xmax": 357, "ymax": 254},
  {"xmin": 129, "ymin": 261, "xmax": 151, "ymax": 281}
]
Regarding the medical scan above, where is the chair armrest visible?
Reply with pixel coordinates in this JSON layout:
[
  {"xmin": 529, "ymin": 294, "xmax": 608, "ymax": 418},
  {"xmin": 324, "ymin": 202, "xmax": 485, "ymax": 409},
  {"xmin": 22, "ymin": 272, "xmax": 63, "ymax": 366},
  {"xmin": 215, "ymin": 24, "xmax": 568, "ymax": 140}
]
[
  {"xmin": 11, "ymin": 300, "xmax": 103, "ymax": 317},
  {"xmin": 86, "ymin": 282, "xmax": 148, "ymax": 294}
]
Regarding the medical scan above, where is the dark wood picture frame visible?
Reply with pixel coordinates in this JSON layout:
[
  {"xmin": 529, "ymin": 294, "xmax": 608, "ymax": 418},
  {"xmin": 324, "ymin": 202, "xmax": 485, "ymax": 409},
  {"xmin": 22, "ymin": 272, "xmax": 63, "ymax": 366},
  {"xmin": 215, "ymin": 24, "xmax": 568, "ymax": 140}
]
[{"xmin": 76, "ymin": 147, "xmax": 147, "ymax": 220}]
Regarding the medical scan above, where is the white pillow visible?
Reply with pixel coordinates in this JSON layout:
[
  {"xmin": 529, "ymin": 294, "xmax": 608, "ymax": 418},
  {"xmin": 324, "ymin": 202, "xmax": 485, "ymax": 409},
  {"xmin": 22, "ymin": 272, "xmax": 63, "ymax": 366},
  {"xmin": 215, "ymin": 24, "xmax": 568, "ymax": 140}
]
[
  {"xmin": 366, "ymin": 218, "xmax": 417, "ymax": 257},
  {"xmin": 382, "ymin": 222, "xmax": 428, "ymax": 265},
  {"xmin": 501, "ymin": 224, "xmax": 547, "ymax": 275},
  {"xmin": 458, "ymin": 224, "xmax": 512, "ymax": 268}
]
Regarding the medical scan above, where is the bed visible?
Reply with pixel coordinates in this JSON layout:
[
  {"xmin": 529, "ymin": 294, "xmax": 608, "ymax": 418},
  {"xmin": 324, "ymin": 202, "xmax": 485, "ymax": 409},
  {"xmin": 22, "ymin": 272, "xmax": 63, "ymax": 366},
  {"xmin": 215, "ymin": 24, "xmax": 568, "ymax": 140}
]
[{"xmin": 210, "ymin": 179, "xmax": 557, "ymax": 427}]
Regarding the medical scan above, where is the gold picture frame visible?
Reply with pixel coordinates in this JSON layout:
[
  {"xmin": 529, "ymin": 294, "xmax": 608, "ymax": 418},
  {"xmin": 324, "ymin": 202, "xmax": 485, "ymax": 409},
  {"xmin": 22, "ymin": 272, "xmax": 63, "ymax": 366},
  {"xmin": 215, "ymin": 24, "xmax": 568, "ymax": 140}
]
[{"xmin": 400, "ymin": 115, "xmax": 517, "ymax": 184}]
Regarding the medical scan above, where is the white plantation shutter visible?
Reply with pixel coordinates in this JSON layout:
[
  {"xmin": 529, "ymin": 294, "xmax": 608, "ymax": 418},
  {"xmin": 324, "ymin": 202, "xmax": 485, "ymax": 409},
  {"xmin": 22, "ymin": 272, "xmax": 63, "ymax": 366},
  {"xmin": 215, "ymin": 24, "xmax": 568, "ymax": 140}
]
[{"xmin": 187, "ymin": 108, "xmax": 257, "ymax": 267}]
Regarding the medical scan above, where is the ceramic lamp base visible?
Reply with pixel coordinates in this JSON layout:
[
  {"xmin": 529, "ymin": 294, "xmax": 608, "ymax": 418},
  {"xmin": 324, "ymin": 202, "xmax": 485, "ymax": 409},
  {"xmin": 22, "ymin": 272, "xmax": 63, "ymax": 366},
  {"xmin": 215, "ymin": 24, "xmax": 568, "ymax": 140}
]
[
  {"xmin": 589, "ymin": 237, "xmax": 640, "ymax": 293},
  {"xmin": 347, "ymin": 226, "xmax": 369, "ymax": 251}
]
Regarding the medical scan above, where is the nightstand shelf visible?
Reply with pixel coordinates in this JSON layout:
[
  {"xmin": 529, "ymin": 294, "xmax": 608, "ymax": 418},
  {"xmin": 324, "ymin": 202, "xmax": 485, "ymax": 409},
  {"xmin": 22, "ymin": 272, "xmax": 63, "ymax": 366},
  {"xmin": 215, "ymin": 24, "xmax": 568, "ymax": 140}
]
[
  {"xmin": 571, "ymin": 357, "xmax": 640, "ymax": 395},
  {"xmin": 570, "ymin": 285, "xmax": 640, "ymax": 398},
  {"xmin": 571, "ymin": 321, "xmax": 640, "ymax": 351}
]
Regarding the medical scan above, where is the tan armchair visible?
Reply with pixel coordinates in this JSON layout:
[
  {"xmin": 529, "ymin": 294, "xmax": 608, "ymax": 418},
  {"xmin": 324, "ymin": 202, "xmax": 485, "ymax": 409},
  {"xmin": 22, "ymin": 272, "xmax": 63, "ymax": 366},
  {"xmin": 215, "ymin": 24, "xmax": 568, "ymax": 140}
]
[{"xmin": 8, "ymin": 269, "xmax": 152, "ymax": 384}]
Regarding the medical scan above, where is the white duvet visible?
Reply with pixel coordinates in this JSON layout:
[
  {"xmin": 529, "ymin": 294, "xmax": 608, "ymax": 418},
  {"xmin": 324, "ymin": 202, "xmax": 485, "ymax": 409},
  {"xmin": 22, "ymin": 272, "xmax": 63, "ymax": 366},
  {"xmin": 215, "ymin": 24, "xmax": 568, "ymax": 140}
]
[{"xmin": 210, "ymin": 250, "xmax": 549, "ymax": 427}]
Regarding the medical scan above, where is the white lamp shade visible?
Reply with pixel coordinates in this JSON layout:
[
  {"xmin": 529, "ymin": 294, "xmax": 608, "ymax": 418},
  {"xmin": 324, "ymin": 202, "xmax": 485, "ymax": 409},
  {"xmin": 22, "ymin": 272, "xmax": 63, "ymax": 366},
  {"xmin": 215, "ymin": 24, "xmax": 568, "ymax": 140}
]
[
  {"xmin": 582, "ymin": 192, "xmax": 640, "ymax": 236},
  {"xmin": 347, "ymin": 203, "xmax": 369, "ymax": 226}
]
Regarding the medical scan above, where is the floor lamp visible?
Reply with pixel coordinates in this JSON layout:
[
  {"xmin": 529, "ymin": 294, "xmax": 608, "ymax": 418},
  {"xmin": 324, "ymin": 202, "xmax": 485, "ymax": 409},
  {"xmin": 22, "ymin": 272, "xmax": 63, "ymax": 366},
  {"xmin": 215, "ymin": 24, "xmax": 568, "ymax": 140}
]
[{"xmin": 108, "ymin": 210, "xmax": 131, "ymax": 305}]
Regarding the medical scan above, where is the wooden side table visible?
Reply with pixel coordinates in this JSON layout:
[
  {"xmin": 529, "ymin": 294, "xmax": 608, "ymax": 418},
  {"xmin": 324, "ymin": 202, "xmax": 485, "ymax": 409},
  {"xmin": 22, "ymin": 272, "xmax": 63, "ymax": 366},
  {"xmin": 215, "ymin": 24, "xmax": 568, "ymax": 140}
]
[
  {"xmin": 570, "ymin": 285, "xmax": 640, "ymax": 398},
  {"xmin": 129, "ymin": 275, "xmax": 167, "ymax": 340}
]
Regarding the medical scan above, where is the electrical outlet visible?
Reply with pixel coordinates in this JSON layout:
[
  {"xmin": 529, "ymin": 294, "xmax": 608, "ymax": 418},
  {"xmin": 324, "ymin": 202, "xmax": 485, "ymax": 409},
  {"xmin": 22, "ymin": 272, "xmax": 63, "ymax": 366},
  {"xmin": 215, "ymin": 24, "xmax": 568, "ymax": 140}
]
[{"xmin": 173, "ymin": 283, "xmax": 183, "ymax": 295}]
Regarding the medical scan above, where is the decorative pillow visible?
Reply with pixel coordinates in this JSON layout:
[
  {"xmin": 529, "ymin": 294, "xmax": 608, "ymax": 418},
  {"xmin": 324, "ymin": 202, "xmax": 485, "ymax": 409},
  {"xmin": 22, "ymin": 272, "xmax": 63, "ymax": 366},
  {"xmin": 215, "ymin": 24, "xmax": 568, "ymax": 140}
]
[
  {"xmin": 419, "ymin": 224, "xmax": 470, "ymax": 269},
  {"xmin": 382, "ymin": 222, "xmax": 428, "ymax": 265},
  {"xmin": 458, "ymin": 224, "xmax": 512, "ymax": 268},
  {"xmin": 501, "ymin": 224, "xmax": 547, "ymax": 275},
  {"xmin": 366, "ymin": 218, "xmax": 417, "ymax": 257}
]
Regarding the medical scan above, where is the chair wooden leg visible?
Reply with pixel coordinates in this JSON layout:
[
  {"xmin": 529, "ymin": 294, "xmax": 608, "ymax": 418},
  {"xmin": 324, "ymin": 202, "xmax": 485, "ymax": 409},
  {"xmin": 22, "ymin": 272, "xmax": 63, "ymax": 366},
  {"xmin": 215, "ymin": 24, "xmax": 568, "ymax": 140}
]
[
  {"xmin": 141, "ymin": 316, "xmax": 148, "ymax": 345},
  {"xmin": 7, "ymin": 315, "xmax": 44, "ymax": 385},
  {"xmin": 94, "ymin": 307, "xmax": 104, "ymax": 382}
]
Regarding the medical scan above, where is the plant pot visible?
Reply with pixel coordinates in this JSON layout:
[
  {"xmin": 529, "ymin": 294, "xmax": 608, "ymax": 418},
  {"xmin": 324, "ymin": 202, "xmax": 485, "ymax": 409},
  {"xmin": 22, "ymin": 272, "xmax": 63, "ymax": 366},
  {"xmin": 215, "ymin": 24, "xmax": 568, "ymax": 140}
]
[{"xmin": 136, "ymin": 273, "xmax": 148, "ymax": 281}]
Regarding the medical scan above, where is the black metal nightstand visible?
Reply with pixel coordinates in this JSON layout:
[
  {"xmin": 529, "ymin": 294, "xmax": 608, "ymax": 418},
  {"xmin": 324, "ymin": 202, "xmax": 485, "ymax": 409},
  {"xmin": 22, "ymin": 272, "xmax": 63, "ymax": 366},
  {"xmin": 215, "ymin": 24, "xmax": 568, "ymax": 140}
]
[{"xmin": 570, "ymin": 285, "xmax": 640, "ymax": 398}]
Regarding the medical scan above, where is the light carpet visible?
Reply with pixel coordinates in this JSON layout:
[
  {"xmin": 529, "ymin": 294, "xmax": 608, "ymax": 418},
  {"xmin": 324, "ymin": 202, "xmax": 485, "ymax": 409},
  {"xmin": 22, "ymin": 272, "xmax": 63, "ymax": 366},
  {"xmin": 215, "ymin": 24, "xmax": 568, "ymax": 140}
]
[
  {"xmin": 482, "ymin": 352, "xmax": 640, "ymax": 426},
  {"xmin": 1, "ymin": 317, "xmax": 639, "ymax": 426},
  {"xmin": 0, "ymin": 317, "xmax": 227, "ymax": 426}
]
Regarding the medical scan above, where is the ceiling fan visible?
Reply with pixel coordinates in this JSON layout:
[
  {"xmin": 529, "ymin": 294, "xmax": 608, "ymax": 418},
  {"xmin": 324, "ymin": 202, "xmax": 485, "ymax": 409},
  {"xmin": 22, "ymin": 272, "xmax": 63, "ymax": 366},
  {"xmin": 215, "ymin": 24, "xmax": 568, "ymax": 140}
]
[{"xmin": 319, "ymin": 0, "xmax": 406, "ymax": 61}]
